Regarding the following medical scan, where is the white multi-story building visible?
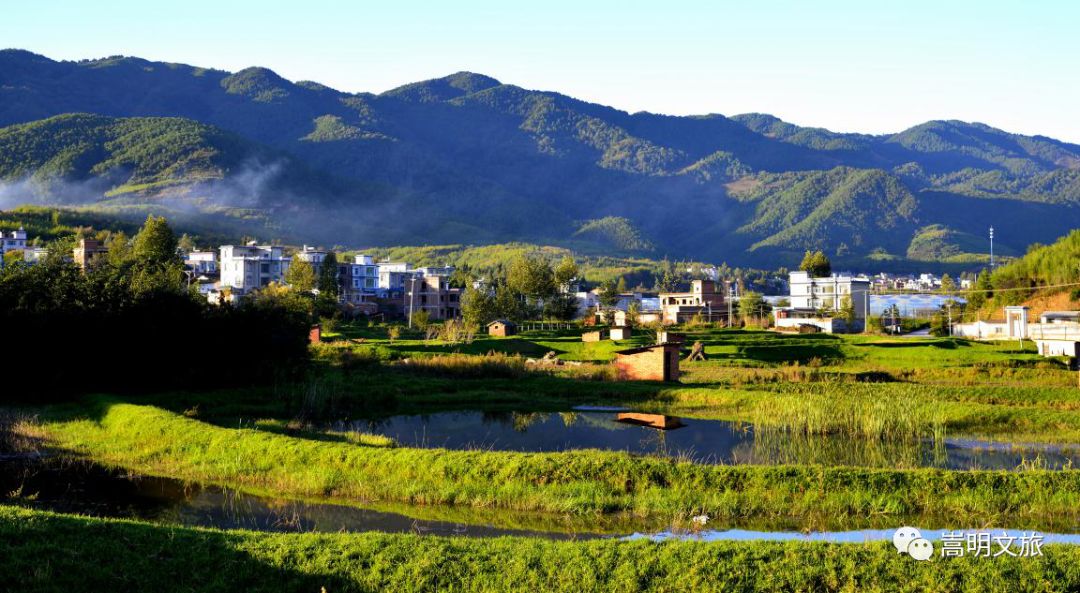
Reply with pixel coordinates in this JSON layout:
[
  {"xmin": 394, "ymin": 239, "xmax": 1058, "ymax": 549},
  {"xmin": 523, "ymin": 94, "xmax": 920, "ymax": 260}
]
[
  {"xmin": 775, "ymin": 271, "xmax": 872, "ymax": 333},
  {"xmin": 1, "ymin": 228, "xmax": 27, "ymax": 253},
  {"xmin": 787, "ymin": 271, "xmax": 871, "ymax": 315},
  {"xmin": 377, "ymin": 262, "xmax": 418, "ymax": 293},
  {"xmin": 185, "ymin": 251, "xmax": 218, "ymax": 275},
  {"xmin": 343, "ymin": 254, "xmax": 378, "ymax": 306},
  {"xmin": 1, "ymin": 227, "xmax": 30, "ymax": 268},
  {"xmin": 219, "ymin": 243, "xmax": 290, "ymax": 295}
]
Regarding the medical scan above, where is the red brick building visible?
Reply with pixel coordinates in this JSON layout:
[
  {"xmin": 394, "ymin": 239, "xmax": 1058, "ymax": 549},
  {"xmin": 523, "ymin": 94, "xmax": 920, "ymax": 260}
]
[{"xmin": 613, "ymin": 343, "xmax": 681, "ymax": 381}]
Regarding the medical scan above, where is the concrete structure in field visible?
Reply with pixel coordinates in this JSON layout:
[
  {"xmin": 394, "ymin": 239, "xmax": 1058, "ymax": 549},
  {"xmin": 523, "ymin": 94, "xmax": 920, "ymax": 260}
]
[
  {"xmin": 658, "ymin": 280, "xmax": 726, "ymax": 325},
  {"xmin": 954, "ymin": 306, "xmax": 1080, "ymax": 348},
  {"xmin": 1033, "ymin": 339, "xmax": 1079, "ymax": 358},
  {"xmin": 487, "ymin": 319, "xmax": 517, "ymax": 337},
  {"xmin": 613, "ymin": 343, "xmax": 681, "ymax": 382},
  {"xmin": 656, "ymin": 330, "xmax": 686, "ymax": 344},
  {"xmin": 73, "ymin": 238, "xmax": 108, "ymax": 270},
  {"xmin": 609, "ymin": 326, "xmax": 632, "ymax": 340},
  {"xmin": 219, "ymin": 243, "xmax": 290, "ymax": 295},
  {"xmin": 775, "ymin": 271, "xmax": 871, "ymax": 333},
  {"xmin": 582, "ymin": 330, "xmax": 607, "ymax": 342}
]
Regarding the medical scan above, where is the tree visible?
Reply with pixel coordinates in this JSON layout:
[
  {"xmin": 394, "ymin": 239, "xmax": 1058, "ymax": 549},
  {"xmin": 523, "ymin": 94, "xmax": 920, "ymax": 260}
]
[
  {"xmin": 553, "ymin": 255, "xmax": 579, "ymax": 290},
  {"xmin": 838, "ymin": 296, "xmax": 856, "ymax": 325},
  {"xmin": 105, "ymin": 231, "xmax": 133, "ymax": 267},
  {"xmin": 655, "ymin": 259, "xmax": 678, "ymax": 292},
  {"xmin": 410, "ymin": 309, "xmax": 430, "ymax": 330},
  {"xmin": 799, "ymin": 250, "xmax": 832, "ymax": 277},
  {"xmin": 507, "ymin": 254, "xmax": 555, "ymax": 304},
  {"xmin": 940, "ymin": 273, "xmax": 956, "ymax": 294},
  {"xmin": 129, "ymin": 215, "xmax": 183, "ymax": 294},
  {"xmin": 132, "ymin": 215, "xmax": 180, "ymax": 267},
  {"xmin": 738, "ymin": 291, "xmax": 771, "ymax": 323},
  {"xmin": 597, "ymin": 280, "xmax": 620, "ymax": 325},
  {"xmin": 2, "ymin": 249, "xmax": 24, "ymax": 268},
  {"xmin": 177, "ymin": 233, "xmax": 196, "ymax": 253},
  {"xmin": 316, "ymin": 252, "xmax": 339, "ymax": 298},
  {"xmin": 598, "ymin": 280, "xmax": 619, "ymax": 309},
  {"xmin": 615, "ymin": 276, "xmax": 628, "ymax": 293},
  {"xmin": 461, "ymin": 286, "xmax": 497, "ymax": 327},
  {"xmin": 967, "ymin": 271, "xmax": 993, "ymax": 309},
  {"xmin": 285, "ymin": 259, "xmax": 316, "ymax": 292},
  {"xmin": 542, "ymin": 293, "xmax": 579, "ymax": 321}
]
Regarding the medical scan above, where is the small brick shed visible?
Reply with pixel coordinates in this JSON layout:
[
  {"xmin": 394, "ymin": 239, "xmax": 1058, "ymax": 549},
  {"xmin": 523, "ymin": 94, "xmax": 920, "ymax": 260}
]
[
  {"xmin": 582, "ymin": 330, "xmax": 608, "ymax": 342},
  {"xmin": 613, "ymin": 343, "xmax": 681, "ymax": 382},
  {"xmin": 487, "ymin": 319, "xmax": 517, "ymax": 337},
  {"xmin": 610, "ymin": 326, "xmax": 632, "ymax": 340}
]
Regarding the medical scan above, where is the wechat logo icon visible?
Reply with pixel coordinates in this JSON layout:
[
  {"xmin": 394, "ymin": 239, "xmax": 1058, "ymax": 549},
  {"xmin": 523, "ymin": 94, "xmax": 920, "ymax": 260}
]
[{"xmin": 893, "ymin": 526, "xmax": 933, "ymax": 561}]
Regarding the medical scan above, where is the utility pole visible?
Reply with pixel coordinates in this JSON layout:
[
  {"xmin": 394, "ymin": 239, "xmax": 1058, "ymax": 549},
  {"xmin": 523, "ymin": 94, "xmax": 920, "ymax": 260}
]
[
  {"xmin": 989, "ymin": 226, "xmax": 995, "ymax": 270},
  {"xmin": 727, "ymin": 281, "xmax": 733, "ymax": 328},
  {"xmin": 863, "ymin": 288, "xmax": 869, "ymax": 333},
  {"xmin": 407, "ymin": 276, "xmax": 417, "ymax": 328}
]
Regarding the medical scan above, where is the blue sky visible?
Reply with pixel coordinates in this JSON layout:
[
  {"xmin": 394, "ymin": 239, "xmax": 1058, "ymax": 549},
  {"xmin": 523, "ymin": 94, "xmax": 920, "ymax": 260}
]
[{"xmin": 3, "ymin": 0, "xmax": 1078, "ymax": 141}]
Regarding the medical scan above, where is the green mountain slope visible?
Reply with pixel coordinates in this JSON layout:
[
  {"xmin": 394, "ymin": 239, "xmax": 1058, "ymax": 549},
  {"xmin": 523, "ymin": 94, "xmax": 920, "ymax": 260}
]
[{"xmin": 0, "ymin": 49, "xmax": 1078, "ymax": 269}]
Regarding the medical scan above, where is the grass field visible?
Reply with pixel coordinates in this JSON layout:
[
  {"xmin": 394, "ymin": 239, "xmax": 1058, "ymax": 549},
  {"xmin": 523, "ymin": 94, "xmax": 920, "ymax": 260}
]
[
  {"xmin": 2, "ymin": 506, "xmax": 1078, "ymax": 593},
  {"xmin": 13, "ymin": 327, "xmax": 1080, "ymax": 591}
]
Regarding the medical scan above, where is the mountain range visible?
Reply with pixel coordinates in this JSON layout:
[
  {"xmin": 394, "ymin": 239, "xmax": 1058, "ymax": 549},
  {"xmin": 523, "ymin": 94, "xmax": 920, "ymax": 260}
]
[{"xmin": 1, "ymin": 49, "xmax": 1078, "ymax": 269}]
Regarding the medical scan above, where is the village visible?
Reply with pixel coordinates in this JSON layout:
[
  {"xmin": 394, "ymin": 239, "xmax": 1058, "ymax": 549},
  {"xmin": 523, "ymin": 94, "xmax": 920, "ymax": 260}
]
[{"xmin": 4, "ymin": 225, "xmax": 1076, "ymax": 370}]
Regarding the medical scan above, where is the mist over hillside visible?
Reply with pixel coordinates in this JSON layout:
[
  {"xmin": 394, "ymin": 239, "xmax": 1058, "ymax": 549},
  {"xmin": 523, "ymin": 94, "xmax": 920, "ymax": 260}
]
[{"xmin": 0, "ymin": 49, "xmax": 1077, "ymax": 268}]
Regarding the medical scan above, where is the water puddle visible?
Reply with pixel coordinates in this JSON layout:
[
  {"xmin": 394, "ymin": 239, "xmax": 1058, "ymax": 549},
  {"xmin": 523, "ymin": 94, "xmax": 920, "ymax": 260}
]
[
  {"xmin": 628, "ymin": 528, "xmax": 1080, "ymax": 544},
  {"xmin": 333, "ymin": 410, "xmax": 1080, "ymax": 470}
]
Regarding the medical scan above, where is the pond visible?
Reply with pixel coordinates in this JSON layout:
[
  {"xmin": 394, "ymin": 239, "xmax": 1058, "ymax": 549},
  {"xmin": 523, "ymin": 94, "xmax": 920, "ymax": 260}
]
[{"xmin": 337, "ymin": 410, "xmax": 1080, "ymax": 471}]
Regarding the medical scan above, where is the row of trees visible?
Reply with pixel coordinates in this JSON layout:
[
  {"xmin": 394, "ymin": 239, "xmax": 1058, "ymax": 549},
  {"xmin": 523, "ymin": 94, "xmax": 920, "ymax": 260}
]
[
  {"xmin": 461, "ymin": 254, "xmax": 581, "ymax": 326},
  {"xmin": 0, "ymin": 215, "xmax": 312, "ymax": 400}
]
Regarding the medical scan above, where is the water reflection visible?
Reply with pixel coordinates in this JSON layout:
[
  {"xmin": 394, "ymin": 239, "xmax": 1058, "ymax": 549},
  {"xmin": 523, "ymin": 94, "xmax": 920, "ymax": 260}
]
[{"xmin": 335, "ymin": 411, "xmax": 1080, "ymax": 470}]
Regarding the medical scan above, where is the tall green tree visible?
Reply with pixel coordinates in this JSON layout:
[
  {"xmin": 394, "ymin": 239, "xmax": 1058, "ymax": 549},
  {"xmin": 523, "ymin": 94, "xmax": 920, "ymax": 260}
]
[
  {"xmin": 316, "ymin": 252, "xmax": 339, "ymax": 298},
  {"xmin": 799, "ymin": 250, "xmax": 832, "ymax": 277},
  {"xmin": 838, "ymin": 296, "xmax": 856, "ymax": 325},
  {"xmin": 940, "ymin": 273, "xmax": 956, "ymax": 294},
  {"xmin": 738, "ymin": 291, "xmax": 771, "ymax": 322},
  {"xmin": 130, "ymin": 215, "xmax": 183, "ymax": 294},
  {"xmin": 967, "ymin": 271, "xmax": 993, "ymax": 309},
  {"xmin": 507, "ymin": 254, "xmax": 555, "ymax": 304},
  {"xmin": 461, "ymin": 286, "xmax": 497, "ymax": 327},
  {"xmin": 553, "ymin": 255, "xmax": 579, "ymax": 290},
  {"xmin": 285, "ymin": 259, "xmax": 316, "ymax": 292},
  {"xmin": 132, "ymin": 215, "xmax": 180, "ymax": 267}
]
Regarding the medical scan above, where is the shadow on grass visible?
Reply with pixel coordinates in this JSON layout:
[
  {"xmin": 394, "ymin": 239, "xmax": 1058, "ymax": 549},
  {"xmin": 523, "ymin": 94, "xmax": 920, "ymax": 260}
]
[{"xmin": 0, "ymin": 508, "xmax": 350, "ymax": 592}]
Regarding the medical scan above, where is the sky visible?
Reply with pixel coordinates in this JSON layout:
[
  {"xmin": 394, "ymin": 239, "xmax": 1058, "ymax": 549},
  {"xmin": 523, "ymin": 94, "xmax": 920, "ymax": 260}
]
[{"xmin": 3, "ymin": 0, "xmax": 1078, "ymax": 142}]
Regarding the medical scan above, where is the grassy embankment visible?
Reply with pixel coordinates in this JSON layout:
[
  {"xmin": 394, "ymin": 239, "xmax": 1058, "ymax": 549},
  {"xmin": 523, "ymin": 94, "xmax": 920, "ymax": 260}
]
[
  {"xmin": 35, "ymin": 398, "xmax": 1080, "ymax": 530},
  {"xmin": 2, "ymin": 505, "xmax": 1079, "ymax": 593}
]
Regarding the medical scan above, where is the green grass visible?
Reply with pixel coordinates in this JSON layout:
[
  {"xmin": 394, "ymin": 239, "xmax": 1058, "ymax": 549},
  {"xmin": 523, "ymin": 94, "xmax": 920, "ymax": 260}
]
[
  {"xmin": 3, "ymin": 505, "xmax": 1080, "ymax": 593},
  {"xmin": 35, "ymin": 398, "xmax": 1080, "ymax": 528}
]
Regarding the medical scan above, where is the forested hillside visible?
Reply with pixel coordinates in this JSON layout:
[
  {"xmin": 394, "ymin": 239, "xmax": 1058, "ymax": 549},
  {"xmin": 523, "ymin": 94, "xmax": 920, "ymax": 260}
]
[{"xmin": 0, "ymin": 49, "xmax": 1077, "ymax": 269}]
